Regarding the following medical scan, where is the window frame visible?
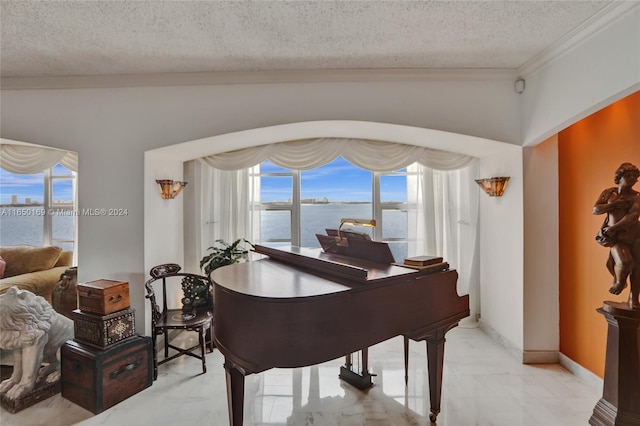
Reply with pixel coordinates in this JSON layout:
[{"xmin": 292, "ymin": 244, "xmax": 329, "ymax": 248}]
[
  {"xmin": 372, "ymin": 169, "xmax": 408, "ymax": 243},
  {"xmin": 45, "ymin": 165, "xmax": 77, "ymax": 250},
  {"xmin": 257, "ymin": 160, "xmax": 408, "ymax": 253},
  {"xmin": 257, "ymin": 168, "xmax": 300, "ymax": 245}
]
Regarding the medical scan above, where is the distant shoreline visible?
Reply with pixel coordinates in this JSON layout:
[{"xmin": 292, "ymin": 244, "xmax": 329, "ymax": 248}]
[{"xmin": 264, "ymin": 201, "xmax": 398, "ymax": 205}]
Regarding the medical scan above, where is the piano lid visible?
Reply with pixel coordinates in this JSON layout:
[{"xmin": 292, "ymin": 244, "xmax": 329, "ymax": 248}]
[{"xmin": 210, "ymin": 257, "xmax": 351, "ymax": 299}]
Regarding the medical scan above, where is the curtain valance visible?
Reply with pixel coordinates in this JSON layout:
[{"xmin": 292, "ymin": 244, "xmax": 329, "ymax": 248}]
[
  {"xmin": 0, "ymin": 144, "xmax": 78, "ymax": 173},
  {"xmin": 200, "ymin": 138, "xmax": 473, "ymax": 172}
]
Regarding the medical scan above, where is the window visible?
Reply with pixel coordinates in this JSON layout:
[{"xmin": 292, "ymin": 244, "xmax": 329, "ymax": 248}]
[
  {"xmin": 377, "ymin": 168, "xmax": 409, "ymax": 262},
  {"xmin": 0, "ymin": 163, "xmax": 76, "ymax": 254},
  {"xmin": 258, "ymin": 160, "xmax": 296, "ymax": 247},
  {"xmin": 0, "ymin": 169, "xmax": 45, "ymax": 247},
  {"xmin": 256, "ymin": 157, "xmax": 409, "ymax": 262},
  {"xmin": 48, "ymin": 164, "xmax": 76, "ymax": 252}
]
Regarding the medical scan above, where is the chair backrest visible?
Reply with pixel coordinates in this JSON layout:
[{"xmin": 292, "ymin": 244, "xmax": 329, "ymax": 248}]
[{"xmin": 144, "ymin": 264, "xmax": 213, "ymax": 321}]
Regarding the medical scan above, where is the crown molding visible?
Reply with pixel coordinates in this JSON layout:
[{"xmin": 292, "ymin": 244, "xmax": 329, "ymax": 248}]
[
  {"xmin": 518, "ymin": 1, "xmax": 640, "ymax": 78},
  {"xmin": 0, "ymin": 68, "xmax": 519, "ymax": 90}
]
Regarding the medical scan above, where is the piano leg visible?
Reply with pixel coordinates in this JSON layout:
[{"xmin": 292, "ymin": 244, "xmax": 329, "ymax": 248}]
[
  {"xmin": 404, "ymin": 336, "xmax": 409, "ymax": 385},
  {"xmin": 345, "ymin": 353, "xmax": 352, "ymax": 370},
  {"xmin": 362, "ymin": 347, "xmax": 369, "ymax": 376},
  {"xmin": 425, "ymin": 329, "xmax": 446, "ymax": 423},
  {"xmin": 223, "ymin": 359, "xmax": 245, "ymax": 426}
]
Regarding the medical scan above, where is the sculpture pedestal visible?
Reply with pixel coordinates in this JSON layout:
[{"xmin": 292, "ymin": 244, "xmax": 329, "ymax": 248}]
[
  {"xmin": 0, "ymin": 374, "xmax": 61, "ymax": 413},
  {"xmin": 589, "ymin": 301, "xmax": 640, "ymax": 426}
]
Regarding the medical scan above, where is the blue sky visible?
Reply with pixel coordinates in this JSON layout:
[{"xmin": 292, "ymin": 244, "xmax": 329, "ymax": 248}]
[
  {"xmin": 0, "ymin": 164, "xmax": 73, "ymax": 204},
  {"xmin": 1, "ymin": 159, "xmax": 405, "ymax": 205},
  {"xmin": 261, "ymin": 157, "xmax": 407, "ymax": 203}
]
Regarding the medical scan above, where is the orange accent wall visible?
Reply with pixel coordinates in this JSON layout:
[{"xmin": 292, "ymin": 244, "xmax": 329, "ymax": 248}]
[{"xmin": 558, "ymin": 91, "xmax": 640, "ymax": 377}]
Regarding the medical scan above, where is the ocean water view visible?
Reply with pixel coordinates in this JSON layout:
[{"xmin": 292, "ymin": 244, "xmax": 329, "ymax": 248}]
[
  {"xmin": 261, "ymin": 203, "xmax": 408, "ymax": 262},
  {"xmin": 0, "ymin": 206, "xmax": 75, "ymax": 251},
  {"xmin": 2, "ymin": 158, "xmax": 408, "ymax": 259},
  {"xmin": 1, "ymin": 204, "xmax": 408, "ymax": 261}
]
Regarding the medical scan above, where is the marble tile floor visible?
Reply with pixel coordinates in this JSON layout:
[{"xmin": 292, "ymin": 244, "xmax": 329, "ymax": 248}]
[{"xmin": 1, "ymin": 327, "xmax": 600, "ymax": 426}]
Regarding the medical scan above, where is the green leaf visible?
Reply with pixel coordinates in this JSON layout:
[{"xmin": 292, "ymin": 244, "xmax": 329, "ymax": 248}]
[{"xmin": 200, "ymin": 238, "xmax": 253, "ymax": 275}]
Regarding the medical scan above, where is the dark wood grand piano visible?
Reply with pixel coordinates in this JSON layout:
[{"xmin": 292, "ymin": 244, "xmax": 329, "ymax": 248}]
[{"xmin": 211, "ymin": 243, "xmax": 469, "ymax": 425}]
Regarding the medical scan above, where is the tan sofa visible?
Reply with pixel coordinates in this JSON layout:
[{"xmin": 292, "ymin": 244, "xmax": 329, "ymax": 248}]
[{"xmin": 0, "ymin": 245, "xmax": 73, "ymax": 303}]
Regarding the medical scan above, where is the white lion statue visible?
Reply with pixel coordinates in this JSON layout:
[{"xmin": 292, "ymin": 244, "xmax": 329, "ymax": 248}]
[{"xmin": 0, "ymin": 287, "xmax": 74, "ymax": 400}]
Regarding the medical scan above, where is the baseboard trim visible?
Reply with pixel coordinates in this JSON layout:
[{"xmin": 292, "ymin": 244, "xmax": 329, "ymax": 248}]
[
  {"xmin": 559, "ymin": 353, "xmax": 604, "ymax": 394},
  {"xmin": 478, "ymin": 320, "xmax": 524, "ymax": 362},
  {"xmin": 522, "ymin": 350, "xmax": 559, "ymax": 364},
  {"xmin": 463, "ymin": 321, "xmax": 605, "ymax": 394},
  {"xmin": 479, "ymin": 321, "xmax": 558, "ymax": 364}
]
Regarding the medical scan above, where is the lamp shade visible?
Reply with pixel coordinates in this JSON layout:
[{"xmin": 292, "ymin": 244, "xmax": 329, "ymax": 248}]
[
  {"xmin": 156, "ymin": 179, "xmax": 187, "ymax": 199},
  {"xmin": 475, "ymin": 177, "xmax": 510, "ymax": 197},
  {"xmin": 339, "ymin": 218, "xmax": 377, "ymax": 228}
]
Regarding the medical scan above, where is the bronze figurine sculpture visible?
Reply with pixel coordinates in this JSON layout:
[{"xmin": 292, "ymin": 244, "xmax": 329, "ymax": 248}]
[{"xmin": 593, "ymin": 162, "xmax": 640, "ymax": 309}]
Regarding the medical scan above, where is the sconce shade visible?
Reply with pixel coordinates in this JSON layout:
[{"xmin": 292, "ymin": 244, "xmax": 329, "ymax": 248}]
[
  {"xmin": 156, "ymin": 179, "xmax": 187, "ymax": 199},
  {"xmin": 475, "ymin": 177, "xmax": 510, "ymax": 197}
]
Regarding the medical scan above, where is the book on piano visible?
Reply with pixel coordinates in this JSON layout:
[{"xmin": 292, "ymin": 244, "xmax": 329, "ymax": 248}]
[
  {"xmin": 403, "ymin": 255, "xmax": 443, "ymax": 267},
  {"xmin": 393, "ymin": 255, "xmax": 449, "ymax": 274},
  {"xmin": 395, "ymin": 261, "xmax": 449, "ymax": 273}
]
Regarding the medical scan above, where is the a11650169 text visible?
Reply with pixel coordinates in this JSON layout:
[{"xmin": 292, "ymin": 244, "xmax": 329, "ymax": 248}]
[{"xmin": 0, "ymin": 208, "xmax": 129, "ymax": 217}]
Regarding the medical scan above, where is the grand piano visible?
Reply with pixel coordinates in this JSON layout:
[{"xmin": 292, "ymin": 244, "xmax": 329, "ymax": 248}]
[{"xmin": 211, "ymin": 242, "xmax": 469, "ymax": 425}]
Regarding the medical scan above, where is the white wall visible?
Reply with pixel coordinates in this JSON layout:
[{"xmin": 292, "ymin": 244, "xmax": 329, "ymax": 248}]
[
  {"xmin": 477, "ymin": 147, "xmax": 525, "ymax": 355},
  {"xmin": 523, "ymin": 136, "xmax": 559, "ymax": 363},
  {"xmin": 0, "ymin": 78, "xmax": 519, "ymax": 334},
  {"xmin": 521, "ymin": 3, "xmax": 640, "ymax": 146}
]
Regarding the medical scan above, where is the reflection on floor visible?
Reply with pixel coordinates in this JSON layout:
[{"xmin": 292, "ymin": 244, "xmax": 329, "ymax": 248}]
[{"xmin": 0, "ymin": 327, "xmax": 599, "ymax": 425}]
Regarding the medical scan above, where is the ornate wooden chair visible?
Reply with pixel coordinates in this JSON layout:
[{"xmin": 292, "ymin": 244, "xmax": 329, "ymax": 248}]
[{"xmin": 144, "ymin": 263, "xmax": 214, "ymax": 380}]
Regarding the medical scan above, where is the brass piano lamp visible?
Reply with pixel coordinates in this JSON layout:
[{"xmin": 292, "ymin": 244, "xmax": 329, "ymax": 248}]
[{"xmin": 336, "ymin": 218, "xmax": 376, "ymax": 246}]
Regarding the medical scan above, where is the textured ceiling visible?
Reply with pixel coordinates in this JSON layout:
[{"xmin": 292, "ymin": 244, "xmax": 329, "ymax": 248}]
[{"xmin": 0, "ymin": 0, "xmax": 617, "ymax": 78}]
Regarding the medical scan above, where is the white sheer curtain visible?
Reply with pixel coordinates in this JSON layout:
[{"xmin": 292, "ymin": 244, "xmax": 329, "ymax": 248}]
[
  {"xmin": 407, "ymin": 161, "xmax": 480, "ymax": 322},
  {"xmin": 0, "ymin": 143, "xmax": 78, "ymax": 173},
  {"xmin": 184, "ymin": 160, "xmax": 261, "ymax": 273},
  {"xmin": 188, "ymin": 138, "xmax": 479, "ymax": 321},
  {"xmin": 201, "ymin": 138, "xmax": 472, "ymax": 172}
]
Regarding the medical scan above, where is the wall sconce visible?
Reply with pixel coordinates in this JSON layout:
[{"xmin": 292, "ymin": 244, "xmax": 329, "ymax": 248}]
[
  {"xmin": 156, "ymin": 179, "xmax": 187, "ymax": 199},
  {"xmin": 475, "ymin": 177, "xmax": 510, "ymax": 197},
  {"xmin": 337, "ymin": 218, "xmax": 376, "ymax": 246}
]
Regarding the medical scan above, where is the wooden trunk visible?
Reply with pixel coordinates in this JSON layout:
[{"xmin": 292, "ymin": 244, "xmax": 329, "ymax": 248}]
[
  {"xmin": 78, "ymin": 279, "xmax": 130, "ymax": 315},
  {"xmin": 72, "ymin": 308, "xmax": 136, "ymax": 349},
  {"xmin": 61, "ymin": 336, "xmax": 152, "ymax": 414}
]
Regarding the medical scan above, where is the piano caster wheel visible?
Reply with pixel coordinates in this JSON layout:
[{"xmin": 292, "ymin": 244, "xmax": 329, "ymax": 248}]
[{"xmin": 429, "ymin": 412, "xmax": 438, "ymax": 423}]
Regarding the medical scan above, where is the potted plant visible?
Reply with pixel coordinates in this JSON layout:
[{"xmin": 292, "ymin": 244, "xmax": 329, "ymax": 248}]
[{"xmin": 199, "ymin": 238, "xmax": 253, "ymax": 276}]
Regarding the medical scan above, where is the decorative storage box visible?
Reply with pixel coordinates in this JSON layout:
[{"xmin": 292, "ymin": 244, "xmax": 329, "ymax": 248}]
[
  {"xmin": 78, "ymin": 279, "xmax": 130, "ymax": 315},
  {"xmin": 72, "ymin": 308, "xmax": 135, "ymax": 349},
  {"xmin": 61, "ymin": 336, "xmax": 152, "ymax": 414}
]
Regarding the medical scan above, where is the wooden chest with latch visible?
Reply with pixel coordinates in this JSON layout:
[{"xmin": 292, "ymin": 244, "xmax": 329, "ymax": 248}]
[
  {"xmin": 61, "ymin": 335, "xmax": 152, "ymax": 414},
  {"xmin": 77, "ymin": 279, "xmax": 130, "ymax": 315},
  {"xmin": 72, "ymin": 308, "xmax": 136, "ymax": 349}
]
